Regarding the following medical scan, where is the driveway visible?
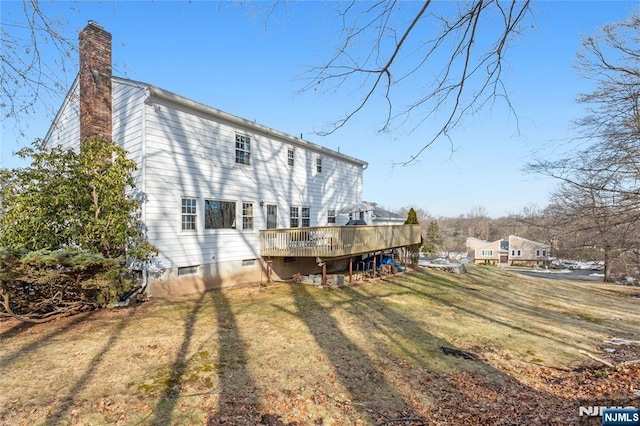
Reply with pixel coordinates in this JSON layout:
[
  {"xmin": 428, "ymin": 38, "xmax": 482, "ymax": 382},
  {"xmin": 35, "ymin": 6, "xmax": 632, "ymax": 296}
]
[{"xmin": 512, "ymin": 268, "xmax": 605, "ymax": 282}]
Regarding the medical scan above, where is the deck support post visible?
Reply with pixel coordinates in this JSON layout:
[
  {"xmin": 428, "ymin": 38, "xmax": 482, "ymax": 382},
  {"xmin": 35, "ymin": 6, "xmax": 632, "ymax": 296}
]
[
  {"xmin": 322, "ymin": 263, "xmax": 327, "ymax": 286},
  {"xmin": 373, "ymin": 255, "xmax": 377, "ymax": 278},
  {"xmin": 349, "ymin": 258, "xmax": 353, "ymax": 283}
]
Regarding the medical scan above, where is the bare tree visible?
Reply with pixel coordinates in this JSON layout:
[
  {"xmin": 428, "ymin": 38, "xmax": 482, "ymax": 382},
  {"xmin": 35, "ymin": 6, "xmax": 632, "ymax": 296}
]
[
  {"xmin": 549, "ymin": 161, "xmax": 640, "ymax": 281},
  {"xmin": 302, "ymin": 0, "xmax": 532, "ymax": 164},
  {"xmin": 526, "ymin": 13, "xmax": 640, "ymax": 281},
  {"xmin": 1, "ymin": 0, "xmax": 77, "ymax": 133}
]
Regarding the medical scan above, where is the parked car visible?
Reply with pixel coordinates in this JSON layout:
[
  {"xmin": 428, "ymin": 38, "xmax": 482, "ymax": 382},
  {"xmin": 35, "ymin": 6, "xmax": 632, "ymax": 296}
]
[{"xmin": 589, "ymin": 262, "xmax": 604, "ymax": 271}]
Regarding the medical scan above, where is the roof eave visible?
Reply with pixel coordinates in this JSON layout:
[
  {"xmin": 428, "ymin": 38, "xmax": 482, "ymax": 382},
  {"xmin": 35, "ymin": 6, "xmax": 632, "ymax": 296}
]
[{"xmin": 143, "ymin": 81, "xmax": 368, "ymax": 167}]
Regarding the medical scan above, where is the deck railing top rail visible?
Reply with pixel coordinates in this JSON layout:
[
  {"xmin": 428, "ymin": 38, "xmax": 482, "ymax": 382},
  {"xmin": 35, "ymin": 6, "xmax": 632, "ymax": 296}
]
[{"xmin": 259, "ymin": 224, "xmax": 421, "ymax": 259}]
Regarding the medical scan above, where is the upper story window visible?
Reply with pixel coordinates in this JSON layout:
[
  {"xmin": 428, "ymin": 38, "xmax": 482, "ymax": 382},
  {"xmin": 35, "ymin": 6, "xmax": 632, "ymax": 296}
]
[
  {"xmin": 301, "ymin": 207, "xmax": 310, "ymax": 227},
  {"xmin": 290, "ymin": 206, "xmax": 299, "ymax": 228},
  {"xmin": 181, "ymin": 198, "xmax": 197, "ymax": 231},
  {"xmin": 327, "ymin": 209, "xmax": 336, "ymax": 224},
  {"xmin": 205, "ymin": 200, "xmax": 236, "ymax": 229},
  {"xmin": 242, "ymin": 202, "xmax": 254, "ymax": 230},
  {"xmin": 287, "ymin": 148, "xmax": 294, "ymax": 167},
  {"xmin": 235, "ymin": 134, "xmax": 251, "ymax": 165},
  {"xmin": 511, "ymin": 249, "xmax": 522, "ymax": 257},
  {"xmin": 316, "ymin": 157, "xmax": 322, "ymax": 173}
]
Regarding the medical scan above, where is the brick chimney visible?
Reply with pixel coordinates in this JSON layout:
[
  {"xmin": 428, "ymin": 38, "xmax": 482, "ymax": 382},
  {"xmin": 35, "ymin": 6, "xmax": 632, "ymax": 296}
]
[{"xmin": 79, "ymin": 21, "xmax": 112, "ymax": 143}]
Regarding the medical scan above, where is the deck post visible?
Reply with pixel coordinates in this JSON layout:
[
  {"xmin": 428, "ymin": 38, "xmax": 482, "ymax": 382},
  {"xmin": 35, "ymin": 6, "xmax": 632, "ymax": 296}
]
[
  {"xmin": 322, "ymin": 263, "xmax": 327, "ymax": 286},
  {"xmin": 349, "ymin": 258, "xmax": 353, "ymax": 283},
  {"xmin": 373, "ymin": 255, "xmax": 377, "ymax": 278}
]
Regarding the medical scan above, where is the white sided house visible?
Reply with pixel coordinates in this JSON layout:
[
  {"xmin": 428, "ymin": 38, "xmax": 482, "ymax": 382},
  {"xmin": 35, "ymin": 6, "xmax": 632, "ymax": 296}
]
[{"xmin": 45, "ymin": 22, "xmax": 420, "ymax": 297}]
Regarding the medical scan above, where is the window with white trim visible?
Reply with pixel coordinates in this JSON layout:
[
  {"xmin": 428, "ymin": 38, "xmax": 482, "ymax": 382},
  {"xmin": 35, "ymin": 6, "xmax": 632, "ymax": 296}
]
[
  {"xmin": 178, "ymin": 265, "xmax": 199, "ymax": 276},
  {"xmin": 287, "ymin": 148, "xmax": 294, "ymax": 167},
  {"xmin": 267, "ymin": 205, "xmax": 277, "ymax": 229},
  {"xmin": 327, "ymin": 209, "xmax": 336, "ymax": 224},
  {"xmin": 481, "ymin": 249, "xmax": 493, "ymax": 256},
  {"xmin": 242, "ymin": 202, "xmax": 254, "ymax": 230},
  {"xmin": 235, "ymin": 134, "xmax": 251, "ymax": 165},
  {"xmin": 301, "ymin": 207, "xmax": 310, "ymax": 227},
  {"xmin": 181, "ymin": 198, "xmax": 197, "ymax": 231},
  {"xmin": 316, "ymin": 156, "xmax": 322, "ymax": 173},
  {"xmin": 290, "ymin": 206, "xmax": 299, "ymax": 228},
  {"xmin": 511, "ymin": 249, "xmax": 522, "ymax": 256},
  {"xmin": 205, "ymin": 200, "xmax": 236, "ymax": 229}
]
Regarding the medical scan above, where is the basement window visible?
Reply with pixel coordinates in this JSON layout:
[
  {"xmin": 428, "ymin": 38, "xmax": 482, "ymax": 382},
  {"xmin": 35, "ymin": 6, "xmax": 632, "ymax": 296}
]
[
  {"xmin": 242, "ymin": 259, "xmax": 256, "ymax": 266},
  {"xmin": 178, "ymin": 265, "xmax": 199, "ymax": 276}
]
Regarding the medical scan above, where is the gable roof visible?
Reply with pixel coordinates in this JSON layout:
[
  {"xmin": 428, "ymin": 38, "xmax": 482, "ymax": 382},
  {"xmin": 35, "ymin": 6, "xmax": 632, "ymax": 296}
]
[
  {"xmin": 371, "ymin": 205, "xmax": 404, "ymax": 221},
  {"xmin": 129, "ymin": 77, "xmax": 368, "ymax": 167},
  {"xmin": 509, "ymin": 235, "xmax": 549, "ymax": 248},
  {"xmin": 45, "ymin": 75, "xmax": 368, "ymax": 168}
]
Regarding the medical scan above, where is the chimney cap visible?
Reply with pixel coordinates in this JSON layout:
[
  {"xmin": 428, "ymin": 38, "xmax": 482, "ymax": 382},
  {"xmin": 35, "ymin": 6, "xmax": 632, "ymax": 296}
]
[{"xmin": 86, "ymin": 20, "xmax": 104, "ymax": 29}]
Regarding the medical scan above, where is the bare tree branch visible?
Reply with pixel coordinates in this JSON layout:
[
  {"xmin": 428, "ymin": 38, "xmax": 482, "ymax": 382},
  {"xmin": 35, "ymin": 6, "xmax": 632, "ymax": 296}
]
[{"xmin": 300, "ymin": 0, "xmax": 532, "ymax": 164}]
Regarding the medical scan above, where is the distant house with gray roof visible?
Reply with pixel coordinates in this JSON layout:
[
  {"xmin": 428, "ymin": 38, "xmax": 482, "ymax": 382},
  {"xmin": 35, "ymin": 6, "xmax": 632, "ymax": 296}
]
[
  {"xmin": 466, "ymin": 235, "xmax": 550, "ymax": 267},
  {"xmin": 339, "ymin": 202, "xmax": 405, "ymax": 226}
]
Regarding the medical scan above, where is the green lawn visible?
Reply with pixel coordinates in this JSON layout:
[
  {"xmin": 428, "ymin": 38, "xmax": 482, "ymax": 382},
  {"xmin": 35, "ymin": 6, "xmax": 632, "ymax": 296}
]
[{"xmin": 1, "ymin": 266, "xmax": 638, "ymax": 425}]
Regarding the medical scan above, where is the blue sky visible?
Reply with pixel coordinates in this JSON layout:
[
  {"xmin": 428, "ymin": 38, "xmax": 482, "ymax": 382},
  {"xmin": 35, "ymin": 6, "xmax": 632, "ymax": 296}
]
[{"xmin": 1, "ymin": 1, "xmax": 638, "ymax": 217}]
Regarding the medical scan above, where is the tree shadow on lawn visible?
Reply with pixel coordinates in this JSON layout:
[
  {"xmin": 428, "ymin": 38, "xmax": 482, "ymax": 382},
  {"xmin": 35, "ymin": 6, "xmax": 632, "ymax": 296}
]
[
  {"xmin": 206, "ymin": 290, "xmax": 260, "ymax": 425},
  {"xmin": 335, "ymin": 283, "xmax": 587, "ymax": 425},
  {"xmin": 393, "ymin": 272, "xmax": 616, "ymax": 353},
  {"xmin": 44, "ymin": 309, "xmax": 136, "ymax": 425},
  {"xmin": 150, "ymin": 291, "xmax": 261, "ymax": 426},
  {"xmin": 283, "ymin": 279, "xmax": 619, "ymax": 425},
  {"xmin": 288, "ymin": 283, "xmax": 419, "ymax": 424},
  {"xmin": 0, "ymin": 311, "xmax": 96, "ymax": 370},
  {"xmin": 151, "ymin": 293, "xmax": 209, "ymax": 425},
  {"xmin": 143, "ymin": 289, "xmax": 260, "ymax": 425},
  {"xmin": 0, "ymin": 318, "xmax": 38, "ymax": 339}
]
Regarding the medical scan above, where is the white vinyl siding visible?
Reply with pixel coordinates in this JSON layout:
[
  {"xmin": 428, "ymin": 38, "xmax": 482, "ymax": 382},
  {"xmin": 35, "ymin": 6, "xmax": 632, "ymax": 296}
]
[
  {"xmin": 45, "ymin": 77, "xmax": 367, "ymax": 274},
  {"xmin": 69, "ymin": 81, "xmax": 366, "ymax": 270}
]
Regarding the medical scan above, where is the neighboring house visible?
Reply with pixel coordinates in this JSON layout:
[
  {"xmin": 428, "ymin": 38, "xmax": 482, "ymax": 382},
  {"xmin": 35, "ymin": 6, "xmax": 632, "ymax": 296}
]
[
  {"xmin": 466, "ymin": 235, "xmax": 550, "ymax": 267},
  {"xmin": 45, "ymin": 22, "xmax": 420, "ymax": 296},
  {"xmin": 338, "ymin": 202, "xmax": 405, "ymax": 226}
]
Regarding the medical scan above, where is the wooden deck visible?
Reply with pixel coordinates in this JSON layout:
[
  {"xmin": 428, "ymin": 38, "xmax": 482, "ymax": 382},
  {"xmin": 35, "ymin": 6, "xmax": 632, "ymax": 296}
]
[{"xmin": 259, "ymin": 224, "xmax": 421, "ymax": 260}]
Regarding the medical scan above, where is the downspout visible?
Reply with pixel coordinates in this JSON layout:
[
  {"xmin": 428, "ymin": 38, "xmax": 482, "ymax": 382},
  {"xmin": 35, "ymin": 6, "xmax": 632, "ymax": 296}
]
[{"xmin": 141, "ymin": 87, "xmax": 150, "ymax": 292}]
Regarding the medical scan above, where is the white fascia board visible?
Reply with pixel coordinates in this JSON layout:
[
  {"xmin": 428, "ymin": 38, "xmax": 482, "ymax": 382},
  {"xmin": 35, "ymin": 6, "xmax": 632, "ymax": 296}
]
[{"xmin": 44, "ymin": 75, "xmax": 80, "ymax": 144}]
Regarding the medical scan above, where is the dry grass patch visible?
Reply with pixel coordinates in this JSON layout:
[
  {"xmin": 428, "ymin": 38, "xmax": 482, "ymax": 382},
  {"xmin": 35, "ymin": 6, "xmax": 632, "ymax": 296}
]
[{"xmin": 1, "ymin": 266, "xmax": 638, "ymax": 425}]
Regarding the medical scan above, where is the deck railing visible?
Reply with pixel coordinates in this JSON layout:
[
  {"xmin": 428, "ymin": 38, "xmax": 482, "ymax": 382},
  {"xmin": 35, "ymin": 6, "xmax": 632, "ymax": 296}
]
[{"xmin": 259, "ymin": 224, "xmax": 421, "ymax": 258}]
